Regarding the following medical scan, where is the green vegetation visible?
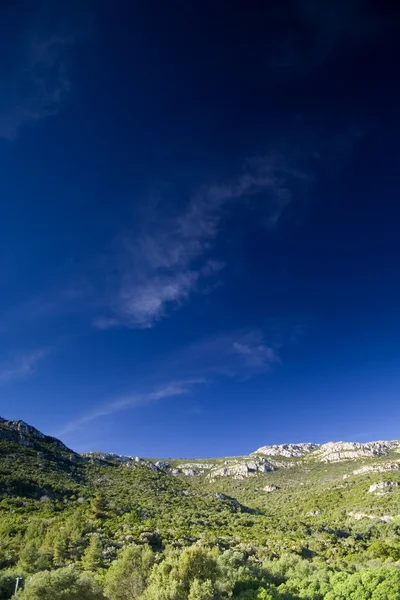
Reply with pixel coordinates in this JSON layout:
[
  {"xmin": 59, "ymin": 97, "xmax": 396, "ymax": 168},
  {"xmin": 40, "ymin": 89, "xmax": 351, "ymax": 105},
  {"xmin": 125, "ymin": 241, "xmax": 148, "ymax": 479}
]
[
  {"xmin": 1, "ymin": 426, "xmax": 400, "ymax": 598},
  {"xmin": 17, "ymin": 568, "xmax": 104, "ymax": 599}
]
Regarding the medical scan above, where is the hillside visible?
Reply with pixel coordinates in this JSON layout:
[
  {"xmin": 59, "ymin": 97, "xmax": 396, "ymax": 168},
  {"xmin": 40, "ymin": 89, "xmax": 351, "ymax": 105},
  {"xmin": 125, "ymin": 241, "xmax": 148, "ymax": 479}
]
[{"xmin": 1, "ymin": 417, "xmax": 400, "ymax": 598}]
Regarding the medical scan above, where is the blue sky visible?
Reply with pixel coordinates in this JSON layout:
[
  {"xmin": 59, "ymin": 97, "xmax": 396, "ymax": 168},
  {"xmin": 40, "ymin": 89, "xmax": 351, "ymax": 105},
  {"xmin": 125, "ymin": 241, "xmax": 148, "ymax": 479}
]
[{"xmin": 1, "ymin": 0, "xmax": 400, "ymax": 457}]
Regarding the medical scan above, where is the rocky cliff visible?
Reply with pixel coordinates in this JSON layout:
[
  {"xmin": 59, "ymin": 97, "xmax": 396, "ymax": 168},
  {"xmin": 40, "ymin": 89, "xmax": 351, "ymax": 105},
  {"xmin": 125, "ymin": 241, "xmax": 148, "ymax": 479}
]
[
  {"xmin": 253, "ymin": 443, "xmax": 318, "ymax": 457},
  {"xmin": 0, "ymin": 417, "xmax": 73, "ymax": 453},
  {"xmin": 314, "ymin": 441, "xmax": 400, "ymax": 463},
  {"xmin": 253, "ymin": 440, "xmax": 400, "ymax": 465}
]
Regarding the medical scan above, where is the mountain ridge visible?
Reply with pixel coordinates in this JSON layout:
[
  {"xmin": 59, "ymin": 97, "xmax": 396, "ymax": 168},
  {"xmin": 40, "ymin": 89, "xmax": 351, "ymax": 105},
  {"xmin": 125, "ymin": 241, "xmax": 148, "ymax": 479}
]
[
  {"xmin": 0, "ymin": 416, "xmax": 73, "ymax": 453},
  {"xmin": 1, "ymin": 413, "xmax": 400, "ymax": 595},
  {"xmin": 1, "ymin": 415, "xmax": 399, "ymax": 465}
]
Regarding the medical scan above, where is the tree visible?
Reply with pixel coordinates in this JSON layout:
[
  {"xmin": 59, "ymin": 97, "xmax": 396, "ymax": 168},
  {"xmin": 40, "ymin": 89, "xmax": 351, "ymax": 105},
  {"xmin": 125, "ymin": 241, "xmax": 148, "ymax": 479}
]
[
  {"xmin": 142, "ymin": 546, "xmax": 219, "ymax": 600},
  {"xmin": 188, "ymin": 578, "xmax": 214, "ymax": 600},
  {"xmin": 18, "ymin": 542, "xmax": 50, "ymax": 574},
  {"xmin": 16, "ymin": 567, "xmax": 105, "ymax": 600},
  {"xmin": 104, "ymin": 545, "xmax": 155, "ymax": 600},
  {"xmin": 324, "ymin": 567, "xmax": 400, "ymax": 600},
  {"xmin": 81, "ymin": 535, "xmax": 104, "ymax": 572},
  {"xmin": 91, "ymin": 493, "xmax": 108, "ymax": 520},
  {"xmin": 234, "ymin": 588, "xmax": 282, "ymax": 600},
  {"xmin": 0, "ymin": 570, "xmax": 20, "ymax": 600},
  {"xmin": 53, "ymin": 533, "xmax": 69, "ymax": 568}
]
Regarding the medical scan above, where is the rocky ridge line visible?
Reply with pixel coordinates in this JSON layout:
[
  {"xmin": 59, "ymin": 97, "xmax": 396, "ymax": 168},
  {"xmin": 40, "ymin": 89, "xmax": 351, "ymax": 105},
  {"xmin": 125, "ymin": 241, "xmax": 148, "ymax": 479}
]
[
  {"xmin": 1, "ymin": 417, "xmax": 400, "ymax": 472},
  {"xmin": 0, "ymin": 417, "xmax": 72, "ymax": 453}
]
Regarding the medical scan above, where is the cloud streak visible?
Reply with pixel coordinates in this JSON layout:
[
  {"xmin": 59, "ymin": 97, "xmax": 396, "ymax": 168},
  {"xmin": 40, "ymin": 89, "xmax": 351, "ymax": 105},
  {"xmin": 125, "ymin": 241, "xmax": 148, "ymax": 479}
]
[
  {"xmin": 0, "ymin": 349, "xmax": 49, "ymax": 385},
  {"xmin": 58, "ymin": 378, "xmax": 207, "ymax": 436},
  {"xmin": 94, "ymin": 157, "xmax": 306, "ymax": 329},
  {"xmin": 58, "ymin": 327, "xmax": 288, "ymax": 438},
  {"xmin": 163, "ymin": 329, "xmax": 281, "ymax": 379}
]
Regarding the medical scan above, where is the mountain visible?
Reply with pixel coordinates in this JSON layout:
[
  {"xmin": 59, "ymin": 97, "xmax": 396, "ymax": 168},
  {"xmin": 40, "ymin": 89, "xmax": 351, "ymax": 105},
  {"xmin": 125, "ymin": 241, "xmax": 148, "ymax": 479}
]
[
  {"xmin": 1, "ymin": 415, "xmax": 400, "ymax": 596},
  {"xmin": 2, "ymin": 415, "xmax": 399, "ymax": 467},
  {"xmin": 1, "ymin": 415, "xmax": 400, "ymax": 496},
  {"xmin": 0, "ymin": 417, "xmax": 73, "ymax": 452}
]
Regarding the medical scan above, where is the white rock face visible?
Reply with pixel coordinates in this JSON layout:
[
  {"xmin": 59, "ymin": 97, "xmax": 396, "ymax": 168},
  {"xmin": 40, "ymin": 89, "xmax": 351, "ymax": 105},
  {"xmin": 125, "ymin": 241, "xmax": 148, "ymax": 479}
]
[
  {"xmin": 253, "ymin": 440, "xmax": 400, "ymax": 463},
  {"xmin": 176, "ymin": 463, "xmax": 212, "ymax": 470},
  {"xmin": 0, "ymin": 418, "xmax": 70, "ymax": 451},
  {"xmin": 84, "ymin": 452, "xmax": 136, "ymax": 465},
  {"xmin": 253, "ymin": 443, "xmax": 318, "ymax": 457},
  {"xmin": 264, "ymin": 484, "xmax": 279, "ymax": 492},
  {"xmin": 155, "ymin": 461, "xmax": 169, "ymax": 469},
  {"xmin": 174, "ymin": 468, "xmax": 200, "ymax": 476},
  {"xmin": 172, "ymin": 463, "xmax": 212, "ymax": 476},
  {"xmin": 315, "ymin": 441, "xmax": 398, "ymax": 463},
  {"xmin": 352, "ymin": 463, "xmax": 400, "ymax": 476},
  {"xmin": 347, "ymin": 511, "xmax": 395, "ymax": 522},
  {"xmin": 147, "ymin": 463, "xmax": 159, "ymax": 471},
  {"xmin": 368, "ymin": 481, "xmax": 400, "ymax": 493},
  {"xmin": 209, "ymin": 458, "xmax": 274, "ymax": 480}
]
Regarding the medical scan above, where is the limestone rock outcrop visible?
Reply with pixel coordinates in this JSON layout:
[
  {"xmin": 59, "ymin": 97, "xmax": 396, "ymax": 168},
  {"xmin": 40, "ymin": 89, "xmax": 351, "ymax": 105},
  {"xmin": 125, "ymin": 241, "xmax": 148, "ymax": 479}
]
[
  {"xmin": 155, "ymin": 461, "xmax": 169, "ymax": 469},
  {"xmin": 176, "ymin": 463, "xmax": 212, "ymax": 470},
  {"xmin": 352, "ymin": 463, "xmax": 400, "ymax": 476},
  {"xmin": 263, "ymin": 484, "xmax": 279, "ymax": 492},
  {"xmin": 0, "ymin": 418, "xmax": 71, "ymax": 452},
  {"xmin": 173, "ymin": 468, "xmax": 200, "ymax": 476},
  {"xmin": 209, "ymin": 458, "xmax": 274, "ymax": 480},
  {"xmin": 172, "ymin": 462, "xmax": 212, "ymax": 476},
  {"xmin": 253, "ymin": 443, "xmax": 318, "ymax": 457},
  {"xmin": 315, "ymin": 441, "xmax": 398, "ymax": 463},
  {"xmin": 368, "ymin": 481, "xmax": 400, "ymax": 493},
  {"xmin": 347, "ymin": 511, "xmax": 395, "ymax": 522}
]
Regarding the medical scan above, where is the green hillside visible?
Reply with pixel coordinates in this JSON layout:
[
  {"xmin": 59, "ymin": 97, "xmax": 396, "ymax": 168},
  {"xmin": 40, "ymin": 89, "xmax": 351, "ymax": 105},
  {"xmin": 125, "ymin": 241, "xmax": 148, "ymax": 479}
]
[{"xmin": 1, "ymin": 418, "xmax": 400, "ymax": 599}]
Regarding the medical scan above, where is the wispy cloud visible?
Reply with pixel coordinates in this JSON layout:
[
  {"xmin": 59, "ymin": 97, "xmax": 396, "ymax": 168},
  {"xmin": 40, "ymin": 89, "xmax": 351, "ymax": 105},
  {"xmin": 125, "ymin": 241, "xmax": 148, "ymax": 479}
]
[
  {"xmin": 94, "ymin": 157, "xmax": 306, "ymax": 329},
  {"xmin": 0, "ymin": 349, "xmax": 49, "ymax": 385},
  {"xmin": 163, "ymin": 329, "xmax": 281, "ymax": 379},
  {"xmin": 118, "ymin": 329, "xmax": 283, "ymax": 388},
  {"xmin": 232, "ymin": 340, "xmax": 279, "ymax": 369},
  {"xmin": 58, "ymin": 327, "xmax": 288, "ymax": 438},
  {"xmin": 0, "ymin": 154, "xmax": 307, "ymax": 335},
  {"xmin": 0, "ymin": 33, "xmax": 76, "ymax": 140},
  {"xmin": 58, "ymin": 379, "xmax": 206, "ymax": 436}
]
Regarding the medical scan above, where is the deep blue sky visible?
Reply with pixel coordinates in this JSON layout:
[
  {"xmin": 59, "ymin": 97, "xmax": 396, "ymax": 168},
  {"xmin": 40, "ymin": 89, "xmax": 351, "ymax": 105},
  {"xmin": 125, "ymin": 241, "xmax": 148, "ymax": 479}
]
[{"xmin": 1, "ymin": 0, "xmax": 400, "ymax": 457}]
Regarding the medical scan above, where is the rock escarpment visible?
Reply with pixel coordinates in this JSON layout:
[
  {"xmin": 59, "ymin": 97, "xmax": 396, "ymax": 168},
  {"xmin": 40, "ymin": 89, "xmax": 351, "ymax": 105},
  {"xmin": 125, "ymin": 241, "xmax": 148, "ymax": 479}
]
[
  {"xmin": 253, "ymin": 443, "xmax": 318, "ymax": 457},
  {"xmin": 352, "ymin": 463, "xmax": 400, "ymax": 476},
  {"xmin": 368, "ymin": 481, "xmax": 400, "ymax": 494},
  {"xmin": 253, "ymin": 440, "xmax": 400, "ymax": 464},
  {"xmin": 172, "ymin": 463, "xmax": 212, "ymax": 476},
  {"xmin": 0, "ymin": 417, "xmax": 71, "ymax": 452},
  {"xmin": 314, "ymin": 441, "xmax": 398, "ymax": 463},
  {"xmin": 209, "ymin": 458, "xmax": 274, "ymax": 480}
]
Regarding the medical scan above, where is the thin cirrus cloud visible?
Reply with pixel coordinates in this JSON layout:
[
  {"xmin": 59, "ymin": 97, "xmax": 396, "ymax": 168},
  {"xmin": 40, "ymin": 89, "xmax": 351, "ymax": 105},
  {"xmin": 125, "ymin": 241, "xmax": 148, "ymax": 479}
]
[
  {"xmin": 0, "ymin": 155, "xmax": 307, "ymax": 334},
  {"xmin": 58, "ymin": 378, "xmax": 207, "ymax": 437},
  {"xmin": 0, "ymin": 349, "xmax": 49, "ymax": 385},
  {"xmin": 94, "ymin": 156, "xmax": 307, "ymax": 330},
  {"xmin": 59, "ymin": 328, "xmax": 282, "ymax": 439},
  {"xmin": 0, "ymin": 33, "xmax": 76, "ymax": 141},
  {"xmin": 162, "ymin": 329, "xmax": 282, "ymax": 379}
]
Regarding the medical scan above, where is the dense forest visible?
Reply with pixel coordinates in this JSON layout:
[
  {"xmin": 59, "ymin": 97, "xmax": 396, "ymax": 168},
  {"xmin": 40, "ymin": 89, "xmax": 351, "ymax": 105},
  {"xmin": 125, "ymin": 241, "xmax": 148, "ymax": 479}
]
[{"xmin": 1, "ymin": 420, "xmax": 400, "ymax": 599}]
